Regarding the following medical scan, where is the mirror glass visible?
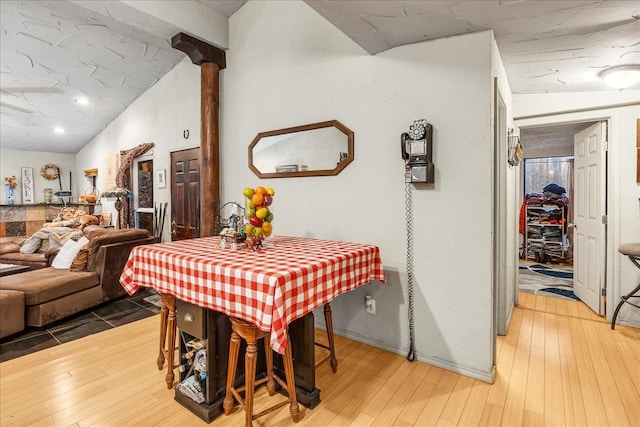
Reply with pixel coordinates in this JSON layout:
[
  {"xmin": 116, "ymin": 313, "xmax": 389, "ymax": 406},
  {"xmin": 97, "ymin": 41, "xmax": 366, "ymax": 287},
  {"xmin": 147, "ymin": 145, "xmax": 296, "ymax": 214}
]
[{"xmin": 249, "ymin": 120, "xmax": 354, "ymax": 178}]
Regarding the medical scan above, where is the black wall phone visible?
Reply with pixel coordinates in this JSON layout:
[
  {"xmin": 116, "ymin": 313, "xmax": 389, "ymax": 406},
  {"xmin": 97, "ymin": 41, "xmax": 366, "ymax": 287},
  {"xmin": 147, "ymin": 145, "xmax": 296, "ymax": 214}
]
[{"xmin": 401, "ymin": 119, "xmax": 434, "ymax": 184}]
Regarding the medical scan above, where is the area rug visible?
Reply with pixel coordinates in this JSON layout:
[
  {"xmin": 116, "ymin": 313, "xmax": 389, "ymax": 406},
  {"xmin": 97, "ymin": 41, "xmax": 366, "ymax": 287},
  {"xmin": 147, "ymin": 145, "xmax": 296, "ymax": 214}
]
[
  {"xmin": 526, "ymin": 263, "xmax": 573, "ymax": 280},
  {"xmin": 519, "ymin": 262, "xmax": 579, "ymax": 301}
]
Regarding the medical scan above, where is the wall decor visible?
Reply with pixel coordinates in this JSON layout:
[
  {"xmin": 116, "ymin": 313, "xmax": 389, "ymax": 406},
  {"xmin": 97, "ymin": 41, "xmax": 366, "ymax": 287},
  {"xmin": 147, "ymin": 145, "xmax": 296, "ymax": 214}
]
[
  {"xmin": 103, "ymin": 153, "xmax": 119, "ymax": 190},
  {"xmin": 249, "ymin": 120, "xmax": 354, "ymax": 179},
  {"xmin": 507, "ymin": 129, "xmax": 522, "ymax": 166},
  {"xmin": 156, "ymin": 168, "xmax": 166, "ymax": 188},
  {"xmin": 21, "ymin": 167, "xmax": 34, "ymax": 204},
  {"xmin": 40, "ymin": 164, "xmax": 59, "ymax": 180}
]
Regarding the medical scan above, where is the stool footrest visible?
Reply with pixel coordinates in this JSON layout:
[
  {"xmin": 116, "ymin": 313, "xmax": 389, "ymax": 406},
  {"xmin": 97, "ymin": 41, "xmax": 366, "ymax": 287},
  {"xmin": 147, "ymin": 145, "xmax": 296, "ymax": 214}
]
[{"xmin": 253, "ymin": 400, "xmax": 290, "ymax": 420}]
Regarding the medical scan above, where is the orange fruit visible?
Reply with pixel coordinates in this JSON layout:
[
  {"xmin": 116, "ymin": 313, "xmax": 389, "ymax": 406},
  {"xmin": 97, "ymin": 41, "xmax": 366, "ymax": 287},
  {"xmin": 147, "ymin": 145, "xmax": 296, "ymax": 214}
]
[
  {"xmin": 251, "ymin": 193, "xmax": 264, "ymax": 206},
  {"xmin": 262, "ymin": 221, "xmax": 272, "ymax": 236},
  {"xmin": 255, "ymin": 186, "xmax": 266, "ymax": 195}
]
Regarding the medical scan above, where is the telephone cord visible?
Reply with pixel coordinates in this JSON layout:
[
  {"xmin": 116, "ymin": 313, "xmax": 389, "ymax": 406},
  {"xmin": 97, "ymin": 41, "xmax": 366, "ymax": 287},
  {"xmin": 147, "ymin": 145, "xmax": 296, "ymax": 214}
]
[{"xmin": 405, "ymin": 181, "xmax": 417, "ymax": 362}]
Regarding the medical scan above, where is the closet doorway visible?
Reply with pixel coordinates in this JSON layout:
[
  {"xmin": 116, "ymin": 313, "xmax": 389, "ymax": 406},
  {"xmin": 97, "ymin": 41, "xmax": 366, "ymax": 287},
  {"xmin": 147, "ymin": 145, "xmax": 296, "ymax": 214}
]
[{"xmin": 518, "ymin": 121, "xmax": 601, "ymax": 311}]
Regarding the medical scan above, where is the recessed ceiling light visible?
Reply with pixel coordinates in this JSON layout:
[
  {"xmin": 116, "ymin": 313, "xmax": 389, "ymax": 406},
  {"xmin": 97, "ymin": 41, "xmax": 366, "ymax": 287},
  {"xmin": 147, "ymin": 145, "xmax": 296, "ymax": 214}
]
[
  {"xmin": 74, "ymin": 96, "xmax": 89, "ymax": 105},
  {"xmin": 52, "ymin": 127, "xmax": 66, "ymax": 134},
  {"xmin": 600, "ymin": 65, "xmax": 640, "ymax": 89}
]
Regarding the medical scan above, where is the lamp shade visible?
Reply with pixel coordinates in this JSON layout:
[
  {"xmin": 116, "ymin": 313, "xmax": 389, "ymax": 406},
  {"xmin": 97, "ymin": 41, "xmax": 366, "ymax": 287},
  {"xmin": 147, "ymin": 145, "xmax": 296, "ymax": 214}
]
[{"xmin": 600, "ymin": 65, "xmax": 640, "ymax": 89}]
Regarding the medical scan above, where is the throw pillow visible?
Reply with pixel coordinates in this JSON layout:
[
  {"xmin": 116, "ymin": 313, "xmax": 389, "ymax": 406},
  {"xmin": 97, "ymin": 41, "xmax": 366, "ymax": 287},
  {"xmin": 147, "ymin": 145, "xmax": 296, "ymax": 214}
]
[
  {"xmin": 19, "ymin": 236, "xmax": 43, "ymax": 254},
  {"xmin": 70, "ymin": 247, "xmax": 89, "ymax": 272},
  {"xmin": 38, "ymin": 238, "xmax": 50, "ymax": 253},
  {"xmin": 52, "ymin": 237, "xmax": 89, "ymax": 270}
]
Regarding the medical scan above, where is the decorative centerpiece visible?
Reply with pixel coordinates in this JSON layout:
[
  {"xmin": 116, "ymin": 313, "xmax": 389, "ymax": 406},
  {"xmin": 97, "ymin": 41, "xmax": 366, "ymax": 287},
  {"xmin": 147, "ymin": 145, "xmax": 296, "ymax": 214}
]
[
  {"xmin": 243, "ymin": 186, "xmax": 275, "ymax": 236},
  {"xmin": 4, "ymin": 175, "xmax": 17, "ymax": 205},
  {"xmin": 216, "ymin": 187, "xmax": 275, "ymax": 252}
]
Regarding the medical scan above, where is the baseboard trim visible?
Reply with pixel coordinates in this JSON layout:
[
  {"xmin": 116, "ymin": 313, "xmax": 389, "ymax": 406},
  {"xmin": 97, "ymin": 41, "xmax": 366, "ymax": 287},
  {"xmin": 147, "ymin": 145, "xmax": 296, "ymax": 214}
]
[
  {"xmin": 317, "ymin": 325, "xmax": 495, "ymax": 384},
  {"xmin": 617, "ymin": 318, "xmax": 640, "ymax": 328}
]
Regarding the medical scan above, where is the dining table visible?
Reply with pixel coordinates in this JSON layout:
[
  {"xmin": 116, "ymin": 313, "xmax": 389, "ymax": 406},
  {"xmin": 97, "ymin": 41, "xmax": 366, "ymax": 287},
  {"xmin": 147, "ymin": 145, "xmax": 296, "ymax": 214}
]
[{"xmin": 119, "ymin": 234, "xmax": 385, "ymax": 421}]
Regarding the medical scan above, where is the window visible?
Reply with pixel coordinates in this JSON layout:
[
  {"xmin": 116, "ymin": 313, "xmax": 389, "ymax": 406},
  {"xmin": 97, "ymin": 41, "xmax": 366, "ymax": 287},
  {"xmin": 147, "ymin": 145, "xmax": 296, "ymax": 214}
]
[{"xmin": 523, "ymin": 156, "xmax": 573, "ymax": 197}]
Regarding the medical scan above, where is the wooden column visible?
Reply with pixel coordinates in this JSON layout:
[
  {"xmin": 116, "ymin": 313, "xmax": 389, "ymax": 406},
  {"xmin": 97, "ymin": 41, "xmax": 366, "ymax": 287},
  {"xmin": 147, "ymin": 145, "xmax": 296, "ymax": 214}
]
[
  {"xmin": 200, "ymin": 62, "xmax": 220, "ymax": 236},
  {"xmin": 172, "ymin": 33, "xmax": 226, "ymax": 237}
]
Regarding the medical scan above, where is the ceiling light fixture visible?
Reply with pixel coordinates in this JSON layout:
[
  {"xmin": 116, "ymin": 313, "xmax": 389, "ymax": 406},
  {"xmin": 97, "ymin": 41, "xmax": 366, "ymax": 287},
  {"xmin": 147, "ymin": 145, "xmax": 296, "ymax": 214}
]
[
  {"xmin": 52, "ymin": 126, "xmax": 66, "ymax": 134},
  {"xmin": 74, "ymin": 96, "xmax": 89, "ymax": 105},
  {"xmin": 600, "ymin": 65, "xmax": 640, "ymax": 89}
]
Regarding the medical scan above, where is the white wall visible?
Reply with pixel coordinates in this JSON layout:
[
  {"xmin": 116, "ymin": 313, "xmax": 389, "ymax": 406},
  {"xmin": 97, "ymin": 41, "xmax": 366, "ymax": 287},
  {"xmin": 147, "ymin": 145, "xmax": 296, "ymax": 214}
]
[
  {"xmin": 72, "ymin": 0, "xmax": 498, "ymax": 381},
  {"xmin": 76, "ymin": 57, "xmax": 201, "ymax": 235},
  {"xmin": 0, "ymin": 149, "xmax": 76, "ymax": 204},
  {"xmin": 223, "ymin": 1, "xmax": 496, "ymax": 380},
  {"xmin": 515, "ymin": 92, "xmax": 640, "ymax": 327}
]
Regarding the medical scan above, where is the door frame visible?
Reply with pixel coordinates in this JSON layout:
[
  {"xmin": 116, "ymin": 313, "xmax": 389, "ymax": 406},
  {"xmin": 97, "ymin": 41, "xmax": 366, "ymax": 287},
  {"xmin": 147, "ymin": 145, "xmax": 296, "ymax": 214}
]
[
  {"xmin": 494, "ymin": 86, "xmax": 514, "ymax": 337},
  {"xmin": 515, "ymin": 112, "xmax": 613, "ymax": 318}
]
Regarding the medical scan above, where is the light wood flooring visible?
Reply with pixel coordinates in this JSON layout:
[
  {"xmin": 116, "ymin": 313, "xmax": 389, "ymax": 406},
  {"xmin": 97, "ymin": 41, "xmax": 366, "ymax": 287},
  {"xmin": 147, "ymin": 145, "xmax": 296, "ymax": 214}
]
[{"xmin": 1, "ymin": 292, "xmax": 638, "ymax": 426}]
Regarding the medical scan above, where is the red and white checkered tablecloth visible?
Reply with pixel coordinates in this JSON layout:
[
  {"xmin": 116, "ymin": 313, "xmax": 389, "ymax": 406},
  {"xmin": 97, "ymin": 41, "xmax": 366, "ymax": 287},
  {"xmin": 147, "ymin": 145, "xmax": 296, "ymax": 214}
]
[{"xmin": 120, "ymin": 235, "xmax": 385, "ymax": 354}]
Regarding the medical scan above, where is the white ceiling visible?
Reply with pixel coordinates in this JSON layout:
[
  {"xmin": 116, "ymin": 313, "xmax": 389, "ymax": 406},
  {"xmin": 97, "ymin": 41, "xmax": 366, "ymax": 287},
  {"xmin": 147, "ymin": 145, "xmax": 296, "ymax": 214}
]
[{"xmin": 1, "ymin": 0, "xmax": 638, "ymax": 154}]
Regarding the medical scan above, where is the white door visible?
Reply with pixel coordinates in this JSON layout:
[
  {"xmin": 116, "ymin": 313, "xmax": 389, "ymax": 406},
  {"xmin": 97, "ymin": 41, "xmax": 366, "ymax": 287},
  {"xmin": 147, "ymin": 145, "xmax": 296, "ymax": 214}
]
[{"xmin": 573, "ymin": 122, "xmax": 606, "ymax": 314}]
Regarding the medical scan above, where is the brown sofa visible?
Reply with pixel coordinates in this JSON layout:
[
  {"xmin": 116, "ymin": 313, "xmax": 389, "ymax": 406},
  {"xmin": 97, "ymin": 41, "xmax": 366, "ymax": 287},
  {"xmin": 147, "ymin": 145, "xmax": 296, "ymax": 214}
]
[
  {"xmin": 0, "ymin": 242, "xmax": 57, "ymax": 269},
  {"xmin": 0, "ymin": 226, "xmax": 154, "ymax": 334}
]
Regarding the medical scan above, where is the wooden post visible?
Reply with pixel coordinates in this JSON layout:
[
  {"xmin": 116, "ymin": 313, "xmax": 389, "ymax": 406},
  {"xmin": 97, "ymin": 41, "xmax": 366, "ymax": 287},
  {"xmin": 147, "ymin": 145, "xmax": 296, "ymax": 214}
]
[
  {"xmin": 172, "ymin": 33, "xmax": 226, "ymax": 237},
  {"xmin": 200, "ymin": 62, "xmax": 220, "ymax": 237}
]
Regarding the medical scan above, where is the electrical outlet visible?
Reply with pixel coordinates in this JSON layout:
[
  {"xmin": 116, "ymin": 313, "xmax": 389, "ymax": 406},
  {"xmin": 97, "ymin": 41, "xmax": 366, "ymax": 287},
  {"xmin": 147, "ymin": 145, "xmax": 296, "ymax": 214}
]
[{"xmin": 365, "ymin": 296, "xmax": 376, "ymax": 315}]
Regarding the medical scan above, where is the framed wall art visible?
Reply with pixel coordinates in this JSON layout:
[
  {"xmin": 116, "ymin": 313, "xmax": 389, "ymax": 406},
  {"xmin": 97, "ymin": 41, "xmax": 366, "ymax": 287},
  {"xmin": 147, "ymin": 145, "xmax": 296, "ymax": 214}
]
[
  {"xmin": 21, "ymin": 167, "xmax": 34, "ymax": 204},
  {"xmin": 155, "ymin": 168, "xmax": 166, "ymax": 189}
]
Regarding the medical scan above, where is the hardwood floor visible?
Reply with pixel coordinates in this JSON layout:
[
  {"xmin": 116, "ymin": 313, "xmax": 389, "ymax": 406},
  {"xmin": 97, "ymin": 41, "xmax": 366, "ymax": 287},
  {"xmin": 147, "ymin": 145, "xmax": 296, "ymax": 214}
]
[{"xmin": 1, "ymin": 292, "xmax": 638, "ymax": 426}]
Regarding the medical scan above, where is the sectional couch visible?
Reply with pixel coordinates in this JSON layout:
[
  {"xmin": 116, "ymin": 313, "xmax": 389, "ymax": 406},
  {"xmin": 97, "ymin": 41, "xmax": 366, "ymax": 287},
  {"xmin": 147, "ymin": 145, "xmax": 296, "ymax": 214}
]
[{"xmin": 0, "ymin": 226, "xmax": 154, "ymax": 338}]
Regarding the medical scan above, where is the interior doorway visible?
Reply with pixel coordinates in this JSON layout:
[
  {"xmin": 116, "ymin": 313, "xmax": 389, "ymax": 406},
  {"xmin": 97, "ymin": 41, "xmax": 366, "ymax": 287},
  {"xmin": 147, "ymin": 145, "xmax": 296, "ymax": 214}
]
[
  {"xmin": 517, "ymin": 120, "xmax": 602, "ymax": 308},
  {"xmin": 170, "ymin": 147, "xmax": 201, "ymax": 241}
]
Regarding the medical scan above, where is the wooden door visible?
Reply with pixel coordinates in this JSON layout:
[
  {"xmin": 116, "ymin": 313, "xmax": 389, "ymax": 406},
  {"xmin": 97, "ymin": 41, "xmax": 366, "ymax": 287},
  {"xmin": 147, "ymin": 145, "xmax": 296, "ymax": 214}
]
[
  {"xmin": 573, "ymin": 122, "xmax": 606, "ymax": 314},
  {"xmin": 171, "ymin": 148, "xmax": 200, "ymax": 240}
]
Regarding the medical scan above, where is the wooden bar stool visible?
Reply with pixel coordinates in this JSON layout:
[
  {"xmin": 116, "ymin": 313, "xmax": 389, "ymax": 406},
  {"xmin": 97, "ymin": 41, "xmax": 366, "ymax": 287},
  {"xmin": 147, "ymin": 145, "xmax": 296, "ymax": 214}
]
[
  {"xmin": 315, "ymin": 303, "xmax": 338, "ymax": 373},
  {"xmin": 223, "ymin": 317, "xmax": 300, "ymax": 427},
  {"xmin": 157, "ymin": 293, "xmax": 178, "ymax": 388},
  {"xmin": 611, "ymin": 243, "xmax": 640, "ymax": 329}
]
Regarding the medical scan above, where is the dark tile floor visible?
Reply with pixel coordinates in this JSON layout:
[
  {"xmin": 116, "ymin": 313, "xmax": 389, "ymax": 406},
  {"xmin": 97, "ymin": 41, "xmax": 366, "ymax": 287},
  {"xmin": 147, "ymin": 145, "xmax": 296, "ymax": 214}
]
[{"xmin": 0, "ymin": 287, "xmax": 160, "ymax": 363}]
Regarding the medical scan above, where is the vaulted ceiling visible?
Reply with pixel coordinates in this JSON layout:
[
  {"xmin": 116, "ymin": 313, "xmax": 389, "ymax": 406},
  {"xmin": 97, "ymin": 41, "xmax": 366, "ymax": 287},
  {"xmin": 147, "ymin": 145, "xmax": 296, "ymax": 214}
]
[{"xmin": 1, "ymin": 0, "xmax": 638, "ymax": 154}]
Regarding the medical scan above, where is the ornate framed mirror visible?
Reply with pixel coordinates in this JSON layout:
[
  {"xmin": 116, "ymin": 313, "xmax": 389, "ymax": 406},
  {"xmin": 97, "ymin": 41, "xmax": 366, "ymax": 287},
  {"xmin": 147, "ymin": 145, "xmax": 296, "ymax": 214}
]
[{"xmin": 248, "ymin": 120, "xmax": 354, "ymax": 178}]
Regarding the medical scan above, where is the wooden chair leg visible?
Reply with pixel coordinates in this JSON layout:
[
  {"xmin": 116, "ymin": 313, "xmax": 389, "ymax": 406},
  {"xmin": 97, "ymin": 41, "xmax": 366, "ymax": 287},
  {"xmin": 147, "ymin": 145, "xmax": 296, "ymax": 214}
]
[
  {"xmin": 264, "ymin": 335, "xmax": 276, "ymax": 395},
  {"xmin": 225, "ymin": 318, "xmax": 301, "ymax": 426},
  {"xmin": 315, "ymin": 303, "xmax": 339, "ymax": 372},
  {"xmin": 159, "ymin": 293, "xmax": 177, "ymax": 389},
  {"xmin": 223, "ymin": 331, "xmax": 241, "ymax": 416},
  {"xmin": 323, "ymin": 303, "xmax": 338, "ymax": 373},
  {"xmin": 157, "ymin": 301, "xmax": 168, "ymax": 370},
  {"xmin": 243, "ymin": 336, "xmax": 259, "ymax": 427},
  {"xmin": 283, "ymin": 334, "xmax": 300, "ymax": 422}
]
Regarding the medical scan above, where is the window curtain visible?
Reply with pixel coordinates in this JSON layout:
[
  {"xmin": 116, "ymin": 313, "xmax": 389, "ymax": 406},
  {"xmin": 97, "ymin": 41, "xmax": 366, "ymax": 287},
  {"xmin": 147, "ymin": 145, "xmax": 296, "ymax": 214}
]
[{"xmin": 116, "ymin": 142, "xmax": 154, "ymax": 229}]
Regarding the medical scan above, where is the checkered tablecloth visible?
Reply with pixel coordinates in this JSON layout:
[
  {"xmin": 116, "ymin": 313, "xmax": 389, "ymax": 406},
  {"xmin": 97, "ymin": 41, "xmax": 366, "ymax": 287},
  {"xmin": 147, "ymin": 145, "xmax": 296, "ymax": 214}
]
[{"xmin": 120, "ymin": 235, "xmax": 385, "ymax": 353}]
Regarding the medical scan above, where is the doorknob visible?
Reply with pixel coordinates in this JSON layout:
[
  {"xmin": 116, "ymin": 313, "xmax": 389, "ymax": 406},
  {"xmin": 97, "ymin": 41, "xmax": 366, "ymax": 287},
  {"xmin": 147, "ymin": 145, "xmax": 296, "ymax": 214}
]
[{"xmin": 171, "ymin": 220, "xmax": 176, "ymax": 236}]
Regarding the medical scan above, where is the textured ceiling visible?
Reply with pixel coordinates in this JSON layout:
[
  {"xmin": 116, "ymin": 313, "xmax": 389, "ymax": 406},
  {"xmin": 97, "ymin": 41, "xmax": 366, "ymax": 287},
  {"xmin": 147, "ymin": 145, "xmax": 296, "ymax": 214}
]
[
  {"xmin": 305, "ymin": 0, "xmax": 640, "ymax": 93},
  {"xmin": 0, "ymin": 0, "xmax": 185, "ymax": 153},
  {"xmin": 1, "ymin": 0, "xmax": 638, "ymax": 154},
  {"xmin": 520, "ymin": 122, "xmax": 597, "ymax": 153}
]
